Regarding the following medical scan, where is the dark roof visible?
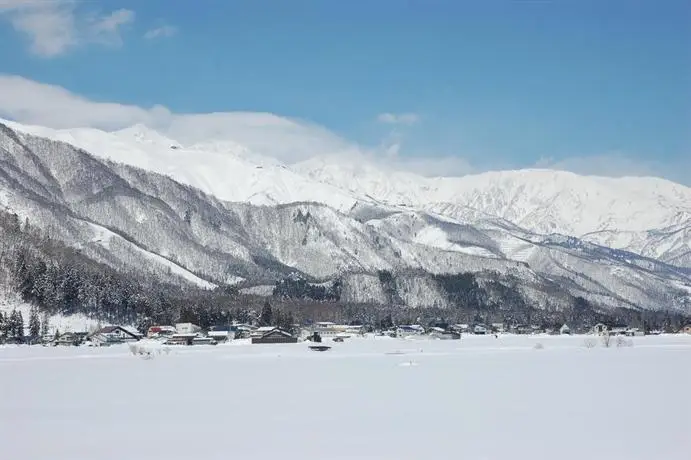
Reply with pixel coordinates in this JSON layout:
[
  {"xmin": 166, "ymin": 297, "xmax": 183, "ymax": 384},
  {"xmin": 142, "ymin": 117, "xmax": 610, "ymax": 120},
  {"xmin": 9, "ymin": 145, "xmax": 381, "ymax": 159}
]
[
  {"xmin": 262, "ymin": 328, "xmax": 293, "ymax": 338},
  {"xmin": 97, "ymin": 326, "xmax": 139, "ymax": 337}
]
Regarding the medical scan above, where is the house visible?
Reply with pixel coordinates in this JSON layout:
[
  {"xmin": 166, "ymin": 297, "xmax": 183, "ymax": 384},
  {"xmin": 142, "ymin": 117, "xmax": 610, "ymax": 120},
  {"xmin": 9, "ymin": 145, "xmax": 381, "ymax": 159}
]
[
  {"xmin": 491, "ymin": 323, "xmax": 505, "ymax": 333},
  {"xmin": 473, "ymin": 324, "xmax": 488, "ymax": 335},
  {"xmin": 511, "ymin": 324, "xmax": 533, "ymax": 335},
  {"xmin": 251, "ymin": 328, "xmax": 298, "ymax": 344},
  {"xmin": 164, "ymin": 333, "xmax": 200, "ymax": 345},
  {"xmin": 309, "ymin": 322, "xmax": 351, "ymax": 338},
  {"xmin": 207, "ymin": 325, "xmax": 235, "ymax": 342},
  {"xmin": 147, "ymin": 325, "xmax": 176, "ymax": 338},
  {"xmin": 250, "ymin": 326, "xmax": 279, "ymax": 338},
  {"xmin": 609, "ymin": 325, "xmax": 629, "ymax": 336},
  {"xmin": 626, "ymin": 328, "xmax": 645, "ymax": 337},
  {"xmin": 175, "ymin": 323, "xmax": 201, "ymax": 334},
  {"xmin": 90, "ymin": 326, "xmax": 141, "ymax": 345},
  {"xmin": 396, "ymin": 325, "xmax": 425, "ymax": 337},
  {"xmin": 428, "ymin": 327, "xmax": 460, "ymax": 340},
  {"xmin": 54, "ymin": 332, "xmax": 81, "ymax": 346},
  {"xmin": 559, "ymin": 324, "xmax": 571, "ymax": 335}
]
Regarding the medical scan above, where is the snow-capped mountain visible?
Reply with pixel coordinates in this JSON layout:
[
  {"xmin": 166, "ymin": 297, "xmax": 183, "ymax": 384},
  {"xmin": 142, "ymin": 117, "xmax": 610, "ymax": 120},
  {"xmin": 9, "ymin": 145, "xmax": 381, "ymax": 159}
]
[
  {"xmin": 6, "ymin": 118, "xmax": 689, "ymax": 269},
  {"xmin": 295, "ymin": 156, "xmax": 691, "ymax": 240},
  {"xmin": 1, "ymin": 120, "xmax": 690, "ymax": 313}
]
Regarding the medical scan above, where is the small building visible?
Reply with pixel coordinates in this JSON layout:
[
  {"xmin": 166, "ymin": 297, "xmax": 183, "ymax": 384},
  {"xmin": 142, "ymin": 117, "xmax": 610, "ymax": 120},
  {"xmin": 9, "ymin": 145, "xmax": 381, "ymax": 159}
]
[
  {"xmin": 428, "ymin": 327, "xmax": 460, "ymax": 340},
  {"xmin": 54, "ymin": 333, "xmax": 81, "ymax": 346},
  {"xmin": 609, "ymin": 325, "xmax": 628, "ymax": 336},
  {"xmin": 559, "ymin": 324, "xmax": 571, "ymax": 335},
  {"xmin": 251, "ymin": 328, "xmax": 298, "ymax": 344},
  {"xmin": 309, "ymin": 322, "xmax": 354, "ymax": 338},
  {"xmin": 147, "ymin": 325, "xmax": 176, "ymax": 338},
  {"xmin": 473, "ymin": 324, "xmax": 488, "ymax": 335},
  {"xmin": 91, "ymin": 326, "xmax": 141, "ymax": 345},
  {"xmin": 165, "ymin": 333, "xmax": 199, "ymax": 346},
  {"xmin": 451, "ymin": 324, "xmax": 469, "ymax": 333},
  {"xmin": 250, "ymin": 326, "xmax": 278, "ymax": 338},
  {"xmin": 175, "ymin": 323, "xmax": 201, "ymax": 334},
  {"xmin": 207, "ymin": 325, "xmax": 235, "ymax": 342},
  {"xmin": 625, "ymin": 328, "xmax": 644, "ymax": 337},
  {"xmin": 396, "ymin": 325, "xmax": 425, "ymax": 337},
  {"xmin": 491, "ymin": 323, "xmax": 505, "ymax": 333},
  {"xmin": 681, "ymin": 325, "xmax": 691, "ymax": 334}
]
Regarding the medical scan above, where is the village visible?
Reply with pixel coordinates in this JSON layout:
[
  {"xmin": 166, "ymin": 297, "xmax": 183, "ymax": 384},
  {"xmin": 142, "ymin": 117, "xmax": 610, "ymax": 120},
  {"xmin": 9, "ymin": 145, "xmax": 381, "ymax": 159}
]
[{"xmin": 7, "ymin": 317, "xmax": 683, "ymax": 348}]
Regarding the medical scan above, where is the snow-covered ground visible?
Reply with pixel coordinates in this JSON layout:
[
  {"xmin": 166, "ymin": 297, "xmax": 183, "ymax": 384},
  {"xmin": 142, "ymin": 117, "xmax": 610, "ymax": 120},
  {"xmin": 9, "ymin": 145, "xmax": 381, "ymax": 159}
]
[{"xmin": 1, "ymin": 334, "xmax": 690, "ymax": 460}]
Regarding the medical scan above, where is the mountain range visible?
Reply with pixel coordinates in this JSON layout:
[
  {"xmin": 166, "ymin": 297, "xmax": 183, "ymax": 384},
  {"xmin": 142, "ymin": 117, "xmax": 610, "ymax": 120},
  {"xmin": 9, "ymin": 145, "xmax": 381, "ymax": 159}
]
[{"xmin": 1, "ymin": 119, "xmax": 690, "ymax": 314}]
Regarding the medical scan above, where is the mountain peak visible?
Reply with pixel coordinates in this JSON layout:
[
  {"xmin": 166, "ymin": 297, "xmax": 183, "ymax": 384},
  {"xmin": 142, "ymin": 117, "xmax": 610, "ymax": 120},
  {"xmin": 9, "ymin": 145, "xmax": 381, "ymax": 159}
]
[{"xmin": 114, "ymin": 124, "xmax": 180, "ymax": 147}]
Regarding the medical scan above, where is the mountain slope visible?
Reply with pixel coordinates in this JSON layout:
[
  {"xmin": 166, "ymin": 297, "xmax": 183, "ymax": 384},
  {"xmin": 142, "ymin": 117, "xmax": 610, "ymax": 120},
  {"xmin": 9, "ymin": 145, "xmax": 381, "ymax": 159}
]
[
  {"xmin": 6, "ymin": 119, "xmax": 688, "ymax": 268},
  {"xmin": 1, "ymin": 121, "xmax": 690, "ymax": 314},
  {"xmin": 296, "ymin": 156, "xmax": 691, "ymax": 235}
]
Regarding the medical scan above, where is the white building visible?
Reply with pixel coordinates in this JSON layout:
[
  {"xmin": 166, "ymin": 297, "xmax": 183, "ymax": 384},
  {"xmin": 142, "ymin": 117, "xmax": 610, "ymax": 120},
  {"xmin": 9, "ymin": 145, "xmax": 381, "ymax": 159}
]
[{"xmin": 175, "ymin": 323, "xmax": 201, "ymax": 334}]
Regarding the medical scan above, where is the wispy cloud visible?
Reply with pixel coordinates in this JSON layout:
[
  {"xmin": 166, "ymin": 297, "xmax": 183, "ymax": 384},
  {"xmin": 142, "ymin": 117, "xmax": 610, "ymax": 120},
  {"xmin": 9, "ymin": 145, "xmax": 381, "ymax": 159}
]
[
  {"xmin": 377, "ymin": 112, "xmax": 420, "ymax": 125},
  {"xmin": 144, "ymin": 24, "xmax": 177, "ymax": 40},
  {"xmin": 0, "ymin": 1, "xmax": 134, "ymax": 57},
  {"xmin": 87, "ymin": 8, "xmax": 134, "ymax": 46}
]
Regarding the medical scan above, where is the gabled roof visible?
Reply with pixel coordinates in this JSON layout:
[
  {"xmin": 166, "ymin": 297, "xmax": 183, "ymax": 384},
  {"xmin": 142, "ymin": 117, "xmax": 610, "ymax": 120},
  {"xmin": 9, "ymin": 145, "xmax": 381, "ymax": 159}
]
[
  {"xmin": 97, "ymin": 325, "xmax": 140, "ymax": 338},
  {"xmin": 261, "ymin": 328, "xmax": 293, "ymax": 338}
]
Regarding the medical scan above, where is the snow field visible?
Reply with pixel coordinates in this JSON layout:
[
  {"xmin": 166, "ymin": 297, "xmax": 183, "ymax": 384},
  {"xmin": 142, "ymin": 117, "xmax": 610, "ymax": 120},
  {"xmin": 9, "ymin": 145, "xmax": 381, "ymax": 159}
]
[{"xmin": 1, "ymin": 334, "xmax": 690, "ymax": 460}]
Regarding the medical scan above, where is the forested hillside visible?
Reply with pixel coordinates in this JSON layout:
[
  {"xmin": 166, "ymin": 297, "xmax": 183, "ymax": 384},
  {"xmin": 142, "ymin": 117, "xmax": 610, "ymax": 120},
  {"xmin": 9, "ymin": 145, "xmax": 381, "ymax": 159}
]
[{"xmin": 2, "ymin": 208, "xmax": 688, "ymax": 335}]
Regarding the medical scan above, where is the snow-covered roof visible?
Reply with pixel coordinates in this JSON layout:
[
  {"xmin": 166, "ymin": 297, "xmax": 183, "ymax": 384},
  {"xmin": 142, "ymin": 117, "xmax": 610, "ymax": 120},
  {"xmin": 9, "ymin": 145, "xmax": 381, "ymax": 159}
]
[
  {"xmin": 123, "ymin": 326, "xmax": 143, "ymax": 336},
  {"xmin": 208, "ymin": 330, "xmax": 230, "ymax": 337}
]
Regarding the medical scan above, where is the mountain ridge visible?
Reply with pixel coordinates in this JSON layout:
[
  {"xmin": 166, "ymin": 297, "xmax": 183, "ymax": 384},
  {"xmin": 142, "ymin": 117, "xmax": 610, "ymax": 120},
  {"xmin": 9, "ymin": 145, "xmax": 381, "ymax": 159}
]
[
  {"xmin": 4, "ymin": 118, "xmax": 688, "ymax": 269},
  {"xmin": 1, "ymin": 120, "xmax": 690, "ymax": 315}
]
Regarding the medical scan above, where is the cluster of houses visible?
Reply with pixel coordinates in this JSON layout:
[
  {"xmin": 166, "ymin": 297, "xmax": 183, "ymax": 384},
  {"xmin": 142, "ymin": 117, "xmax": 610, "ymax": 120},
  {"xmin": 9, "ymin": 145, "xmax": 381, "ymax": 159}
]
[{"xmin": 12, "ymin": 319, "xmax": 674, "ymax": 347}]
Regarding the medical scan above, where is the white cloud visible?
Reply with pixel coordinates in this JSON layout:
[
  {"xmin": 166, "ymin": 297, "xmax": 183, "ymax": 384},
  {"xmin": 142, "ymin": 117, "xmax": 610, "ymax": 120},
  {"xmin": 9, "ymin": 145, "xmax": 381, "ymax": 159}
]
[
  {"xmin": 0, "ymin": 75, "xmax": 684, "ymax": 184},
  {"xmin": 144, "ymin": 24, "xmax": 177, "ymax": 40},
  {"xmin": 86, "ymin": 8, "xmax": 134, "ymax": 46},
  {"xmin": 0, "ymin": 1, "xmax": 134, "ymax": 57},
  {"xmin": 0, "ymin": 75, "xmax": 356, "ymax": 163},
  {"xmin": 0, "ymin": 75, "xmax": 169, "ymax": 129},
  {"xmin": 377, "ymin": 112, "xmax": 420, "ymax": 125}
]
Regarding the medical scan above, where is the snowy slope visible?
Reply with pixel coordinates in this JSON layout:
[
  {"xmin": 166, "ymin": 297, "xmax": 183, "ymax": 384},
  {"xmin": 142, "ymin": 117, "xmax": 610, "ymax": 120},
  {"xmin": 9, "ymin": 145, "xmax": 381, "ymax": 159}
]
[
  {"xmin": 2, "ymin": 120, "xmax": 360, "ymax": 212},
  {"xmin": 2, "ymin": 120, "xmax": 690, "ymax": 312},
  {"xmin": 296, "ymin": 156, "xmax": 691, "ymax": 235},
  {"xmin": 5, "ymin": 119, "xmax": 690, "ymax": 267}
]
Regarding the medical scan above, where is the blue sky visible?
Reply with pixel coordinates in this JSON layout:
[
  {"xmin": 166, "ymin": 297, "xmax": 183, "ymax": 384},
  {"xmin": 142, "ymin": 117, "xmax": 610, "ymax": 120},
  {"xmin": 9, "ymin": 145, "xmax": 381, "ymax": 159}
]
[{"xmin": 0, "ymin": 0, "xmax": 689, "ymax": 180}]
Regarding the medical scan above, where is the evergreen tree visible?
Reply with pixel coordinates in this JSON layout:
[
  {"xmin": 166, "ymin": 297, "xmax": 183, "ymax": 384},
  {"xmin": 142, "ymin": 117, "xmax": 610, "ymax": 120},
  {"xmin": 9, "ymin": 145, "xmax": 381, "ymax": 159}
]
[
  {"xmin": 14, "ymin": 310, "xmax": 25, "ymax": 339},
  {"xmin": 29, "ymin": 308, "xmax": 41, "ymax": 336},
  {"xmin": 41, "ymin": 313, "xmax": 50, "ymax": 336},
  {"xmin": 259, "ymin": 301, "xmax": 273, "ymax": 327},
  {"xmin": 278, "ymin": 310, "xmax": 295, "ymax": 333},
  {"xmin": 7, "ymin": 310, "xmax": 24, "ymax": 339}
]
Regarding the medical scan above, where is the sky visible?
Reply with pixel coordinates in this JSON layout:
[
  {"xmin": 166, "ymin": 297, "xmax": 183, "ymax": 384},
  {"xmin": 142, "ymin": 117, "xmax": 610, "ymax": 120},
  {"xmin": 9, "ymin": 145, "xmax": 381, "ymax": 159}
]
[{"xmin": 0, "ymin": 0, "xmax": 689, "ymax": 182}]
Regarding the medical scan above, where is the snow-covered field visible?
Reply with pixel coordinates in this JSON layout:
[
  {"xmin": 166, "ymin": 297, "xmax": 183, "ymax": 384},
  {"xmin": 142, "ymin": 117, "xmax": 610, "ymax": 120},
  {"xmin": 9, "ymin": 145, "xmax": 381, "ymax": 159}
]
[{"xmin": 1, "ymin": 334, "xmax": 690, "ymax": 460}]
